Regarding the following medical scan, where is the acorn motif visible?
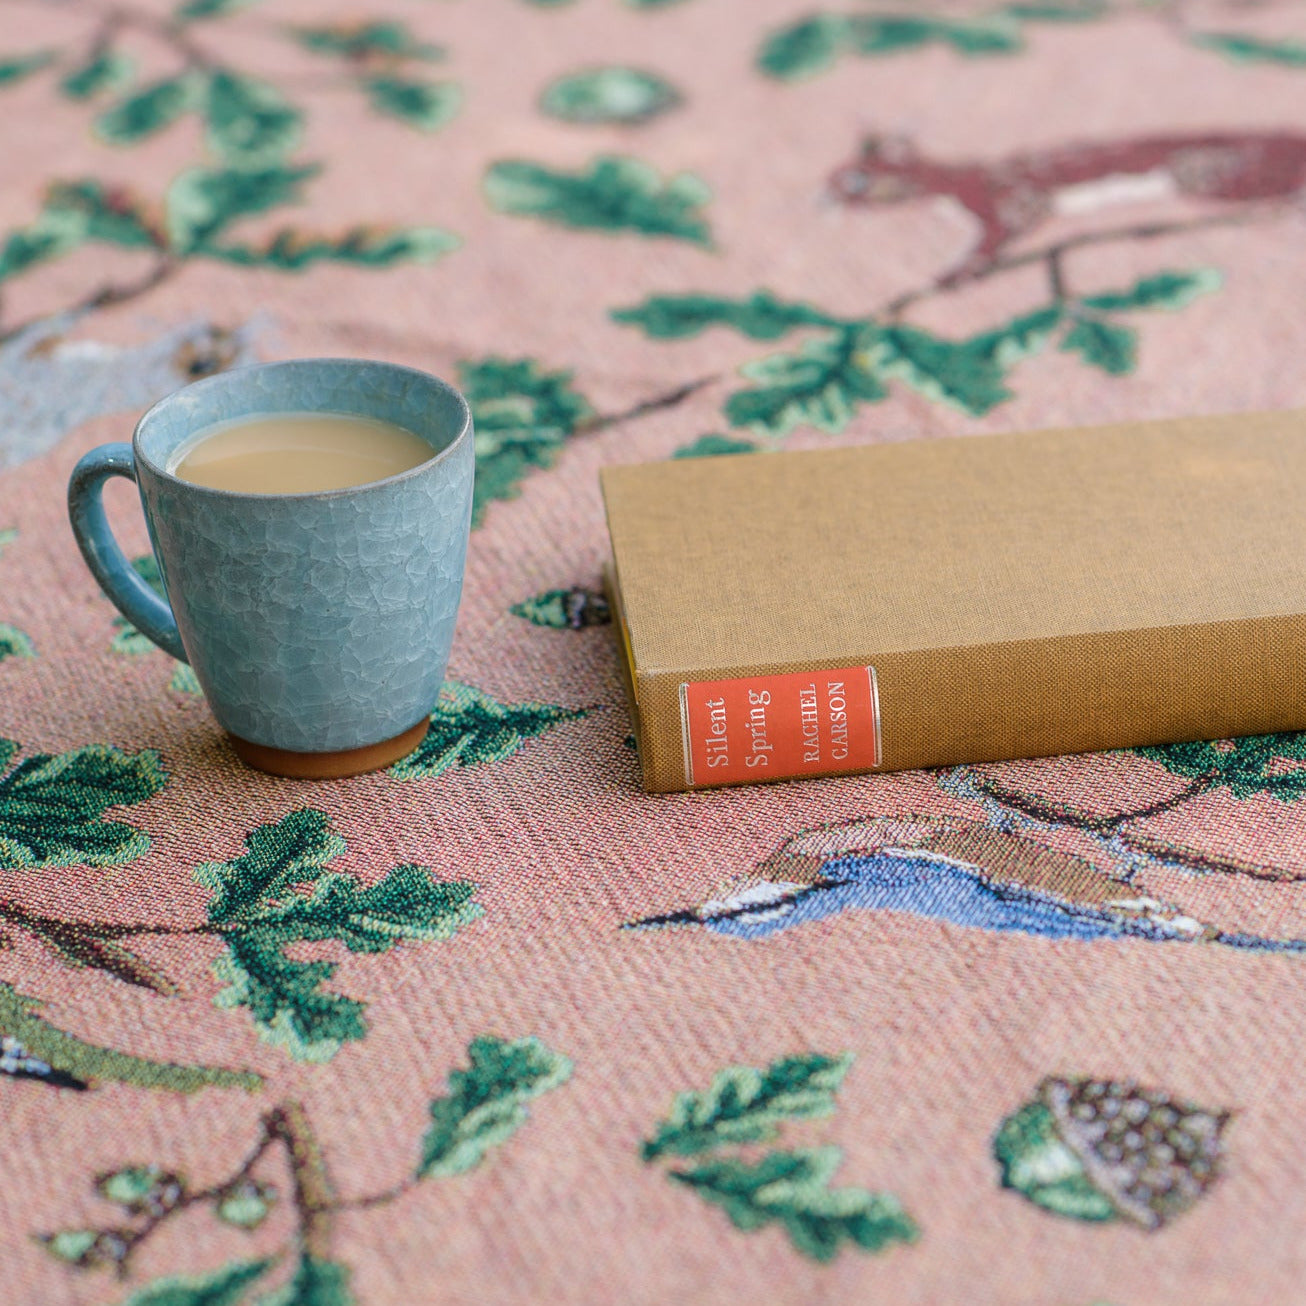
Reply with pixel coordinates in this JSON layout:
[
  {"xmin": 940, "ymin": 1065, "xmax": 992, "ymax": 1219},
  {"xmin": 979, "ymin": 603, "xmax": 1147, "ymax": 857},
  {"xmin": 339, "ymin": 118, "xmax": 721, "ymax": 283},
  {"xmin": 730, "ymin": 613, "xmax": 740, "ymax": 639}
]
[
  {"xmin": 994, "ymin": 1076, "xmax": 1230, "ymax": 1230},
  {"xmin": 216, "ymin": 1177, "xmax": 277, "ymax": 1229}
]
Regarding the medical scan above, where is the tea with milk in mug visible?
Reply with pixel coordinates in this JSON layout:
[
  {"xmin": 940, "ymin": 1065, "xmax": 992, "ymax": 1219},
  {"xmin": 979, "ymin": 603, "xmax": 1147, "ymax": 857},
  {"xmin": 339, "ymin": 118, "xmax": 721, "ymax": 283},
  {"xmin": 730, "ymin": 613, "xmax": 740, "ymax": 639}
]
[{"xmin": 173, "ymin": 412, "xmax": 434, "ymax": 494}]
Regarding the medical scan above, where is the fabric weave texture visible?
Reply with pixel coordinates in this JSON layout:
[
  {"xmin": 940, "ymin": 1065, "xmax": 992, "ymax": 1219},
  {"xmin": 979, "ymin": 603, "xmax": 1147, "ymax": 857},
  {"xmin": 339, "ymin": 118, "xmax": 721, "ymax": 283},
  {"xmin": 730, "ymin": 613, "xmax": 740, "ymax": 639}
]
[{"xmin": 2, "ymin": 1, "xmax": 1306, "ymax": 1302}]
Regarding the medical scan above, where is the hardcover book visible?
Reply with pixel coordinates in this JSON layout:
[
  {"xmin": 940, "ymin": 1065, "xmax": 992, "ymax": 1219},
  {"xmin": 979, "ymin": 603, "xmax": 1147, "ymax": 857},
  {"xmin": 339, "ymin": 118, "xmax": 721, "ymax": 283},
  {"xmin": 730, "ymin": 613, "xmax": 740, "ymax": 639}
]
[{"xmin": 600, "ymin": 410, "xmax": 1306, "ymax": 793}]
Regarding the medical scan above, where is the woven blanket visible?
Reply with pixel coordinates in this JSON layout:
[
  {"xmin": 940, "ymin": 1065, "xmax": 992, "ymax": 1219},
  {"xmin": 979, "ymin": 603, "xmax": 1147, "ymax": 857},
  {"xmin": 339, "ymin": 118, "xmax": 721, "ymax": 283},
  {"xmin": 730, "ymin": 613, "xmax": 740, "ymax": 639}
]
[{"xmin": 3, "ymin": 1, "xmax": 1306, "ymax": 1301}]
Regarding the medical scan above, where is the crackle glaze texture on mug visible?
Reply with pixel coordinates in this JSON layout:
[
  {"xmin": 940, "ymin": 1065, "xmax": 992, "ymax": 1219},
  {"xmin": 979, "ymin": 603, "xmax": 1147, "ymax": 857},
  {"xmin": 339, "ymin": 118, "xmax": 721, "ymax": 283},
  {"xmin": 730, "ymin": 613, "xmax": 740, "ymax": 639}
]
[{"xmin": 134, "ymin": 360, "xmax": 473, "ymax": 752}]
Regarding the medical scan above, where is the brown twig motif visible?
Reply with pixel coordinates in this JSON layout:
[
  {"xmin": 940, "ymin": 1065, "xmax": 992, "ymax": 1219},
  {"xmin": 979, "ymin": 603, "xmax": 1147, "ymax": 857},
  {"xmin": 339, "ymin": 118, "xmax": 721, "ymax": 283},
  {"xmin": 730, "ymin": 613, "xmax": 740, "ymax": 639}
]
[
  {"xmin": 882, "ymin": 209, "xmax": 1267, "ymax": 319},
  {"xmin": 43, "ymin": 1101, "xmax": 338, "ymax": 1277}
]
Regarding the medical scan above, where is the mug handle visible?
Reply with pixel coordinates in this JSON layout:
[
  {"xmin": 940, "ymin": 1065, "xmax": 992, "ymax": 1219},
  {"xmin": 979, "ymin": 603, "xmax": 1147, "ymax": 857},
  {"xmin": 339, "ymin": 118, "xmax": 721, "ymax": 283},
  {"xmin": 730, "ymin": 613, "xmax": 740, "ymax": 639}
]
[{"xmin": 68, "ymin": 443, "xmax": 188, "ymax": 663}]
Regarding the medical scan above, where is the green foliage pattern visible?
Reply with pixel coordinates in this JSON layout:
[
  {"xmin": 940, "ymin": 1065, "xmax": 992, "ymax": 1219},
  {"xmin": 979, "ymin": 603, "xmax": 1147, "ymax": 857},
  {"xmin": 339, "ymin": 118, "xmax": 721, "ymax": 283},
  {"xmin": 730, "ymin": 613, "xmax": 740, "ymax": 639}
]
[
  {"xmin": 418, "ymin": 1036, "xmax": 573, "ymax": 1178},
  {"xmin": 1136, "ymin": 733, "xmax": 1306, "ymax": 802},
  {"xmin": 197, "ymin": 809, "xmax": 481, "ymax": 1060},
  {"xmin": 643, "ymin": 1053, "xmax": 853, "ymax": 1159},
  {"xmin": 1192, "ymin": 32, "xmax": 1306, "ymax": 67},
  {"xmin": 672, "ymin": 1148, "xmax": 919, "ymax": 1262},
  {"xmin": 614, "ymin": 271, "xmax": 1220, "ymax": 433},
  {"xmin": 673, "ymin": 434, "xmax": 760, "ymax": 458},
  {"xmin": 0, "ymin": 739, "xmax": 166, "ymax": 870},
  {"xmin": 393, "ymin": 682, "xmax": 587, "ymax": 780},
  {"xmin": 115, "ymin": 1259, "xmax": 275, "ymax": 1306},
  {"xmin": 540, "ymin": 67, "xmax": 681, "ymax": 123},
  {"xmin": 0, "ymin": 623, "xmax": 34, "ymax": 662},
  {"xmin": 258, "ymin": 1256, "xmax": 353, "ymax": 1306},
  {"xmin": 459, "ymin": 357, "xmax": 594, "ymax": 524},
  {"xmin": 643, "ymin": 1052, "xmax": 917, "ymax": 1261},
  {"xmin": 484, "ymin": 156, "xmax": 713, "ymax": 245},
  {"xmin": 757, "ymin": 5, "xmax": 1109, "ymax": 80},
  {"xmin": 0, "ymin": 12, "xmax": 459, "ymax": 306},
  {"xmin": 510, "ymin": 588, "xmax": 610, "ymax": 629}
]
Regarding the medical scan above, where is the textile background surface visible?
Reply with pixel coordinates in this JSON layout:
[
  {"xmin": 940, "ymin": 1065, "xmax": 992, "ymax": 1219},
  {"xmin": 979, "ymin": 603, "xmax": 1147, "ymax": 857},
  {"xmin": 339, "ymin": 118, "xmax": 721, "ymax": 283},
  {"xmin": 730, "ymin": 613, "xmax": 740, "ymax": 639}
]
[{"xmin": 2, "ymin": 1, "xmax": 1306, "ymax": 1302}]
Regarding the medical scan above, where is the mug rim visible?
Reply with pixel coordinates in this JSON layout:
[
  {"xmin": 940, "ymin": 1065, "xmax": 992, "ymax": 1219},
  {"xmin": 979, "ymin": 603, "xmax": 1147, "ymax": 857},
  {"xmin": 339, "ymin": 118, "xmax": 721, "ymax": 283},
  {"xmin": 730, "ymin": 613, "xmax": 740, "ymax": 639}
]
[{"xmin": 132, "ymin": 357, "xmax": 473, "ymax": 501}]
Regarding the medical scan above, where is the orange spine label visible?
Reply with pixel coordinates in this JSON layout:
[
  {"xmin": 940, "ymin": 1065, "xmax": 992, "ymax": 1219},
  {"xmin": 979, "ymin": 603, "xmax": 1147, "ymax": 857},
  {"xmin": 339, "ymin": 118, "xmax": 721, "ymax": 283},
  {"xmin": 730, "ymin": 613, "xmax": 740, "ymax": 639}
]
[{"xmin": 679, "ymin": 667, "xmax": 881, "ymax": 787}]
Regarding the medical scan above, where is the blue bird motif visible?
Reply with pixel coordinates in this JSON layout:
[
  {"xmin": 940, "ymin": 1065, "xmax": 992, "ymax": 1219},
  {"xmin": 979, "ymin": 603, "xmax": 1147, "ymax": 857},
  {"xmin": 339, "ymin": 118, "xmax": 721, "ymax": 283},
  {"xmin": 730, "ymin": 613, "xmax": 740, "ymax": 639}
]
[{"xmin": 626, "ymin": 814, "xmax": 1306, "ymax": 954}]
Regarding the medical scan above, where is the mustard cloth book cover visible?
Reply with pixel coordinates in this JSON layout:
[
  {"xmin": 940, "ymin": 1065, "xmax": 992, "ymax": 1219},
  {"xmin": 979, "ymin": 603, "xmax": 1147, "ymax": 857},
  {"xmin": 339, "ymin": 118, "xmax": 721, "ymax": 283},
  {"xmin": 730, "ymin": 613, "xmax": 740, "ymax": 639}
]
[{"xmin": 601, "ymin": 410, "xmax": 1306, "ymax": 793}]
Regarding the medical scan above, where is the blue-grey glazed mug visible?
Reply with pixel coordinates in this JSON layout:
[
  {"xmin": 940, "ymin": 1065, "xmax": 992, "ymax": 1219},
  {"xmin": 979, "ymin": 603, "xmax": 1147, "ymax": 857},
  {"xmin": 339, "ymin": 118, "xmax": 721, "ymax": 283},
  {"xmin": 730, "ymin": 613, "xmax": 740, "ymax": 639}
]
[{"xmin": 67, "ymin": 358, "xmax": 474, "ymax": 778}]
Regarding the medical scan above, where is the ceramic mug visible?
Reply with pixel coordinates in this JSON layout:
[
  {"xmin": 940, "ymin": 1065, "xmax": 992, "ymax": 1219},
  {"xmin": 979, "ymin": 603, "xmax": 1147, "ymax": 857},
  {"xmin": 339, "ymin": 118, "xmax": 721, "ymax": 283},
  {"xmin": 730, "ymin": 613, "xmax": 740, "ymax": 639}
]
[{"xmin": 67, "ymin": 358, "xmax": 474, "ymax": 778}]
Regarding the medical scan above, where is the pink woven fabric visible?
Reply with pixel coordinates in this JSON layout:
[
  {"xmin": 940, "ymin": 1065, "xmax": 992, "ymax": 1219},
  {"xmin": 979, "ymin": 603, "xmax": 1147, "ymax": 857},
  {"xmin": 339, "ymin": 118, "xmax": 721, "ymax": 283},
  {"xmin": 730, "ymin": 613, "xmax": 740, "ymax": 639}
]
[{"xmin": 3, "ymin": 1, "xmax": 1306, "ymax": 1301}]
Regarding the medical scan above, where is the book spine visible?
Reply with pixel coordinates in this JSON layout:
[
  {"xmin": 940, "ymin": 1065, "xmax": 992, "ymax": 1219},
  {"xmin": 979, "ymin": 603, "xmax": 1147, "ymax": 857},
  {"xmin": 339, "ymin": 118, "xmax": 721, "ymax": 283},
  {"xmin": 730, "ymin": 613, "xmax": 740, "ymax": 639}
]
[{"xmin": 631, "ymin": 612, "xmax": 1306, "ymax": 792}]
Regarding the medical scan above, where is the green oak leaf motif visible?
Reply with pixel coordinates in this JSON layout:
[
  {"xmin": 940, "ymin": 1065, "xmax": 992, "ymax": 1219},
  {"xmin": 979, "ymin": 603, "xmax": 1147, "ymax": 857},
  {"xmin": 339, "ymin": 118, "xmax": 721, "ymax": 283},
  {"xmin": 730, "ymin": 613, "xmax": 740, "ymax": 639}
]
[
  {"xmin": 206, "ymin": 224, "xmax": 458, "ymax": 270},
  {"xmin": 171, "ymin": 663, "xmax": 203, "ymax": 695},
  {"xmin": 0, "ymin": 982, "xmax": 261, "ymax": 1092},
  {"xmin": 756, "ymin": 15, "xmax": 846, "ymax": 80},
  {"xmin": 1191, "ymin": 31, "xmax": 1306, "ymax": 67},
  {"xmin": 484, "ymin": 155, "xmax": 713, "ymax": 245},
  {"xmin": 391, "ymin": 682, "xmax": 587, "ymax": 781},
  {"xmin": 0, "ymin": 181, "xmax": 150, "ymax": 281},
  {"xmin": 0, "ymin": 219, "xmax": 81, "ymax": 282},
  {"xmin": 417, "ymin": 1035, "xmax": 573, "ymax": 1178},
  {"xmin": 0, "ymin": 51, "xmax": 55, "ymax": 87},
  {"xmin": 758, "ymin": 11, "xmax": 1038, "ymax": 80},
  {"xmin": 114, "ymin": 1259, "xmax": 276, "ymax": 1306},
  {"xmin": 1060, "ymin": 317, "xmax": 1136, "ymax": 375},
  {"xmin": 197, "ymin": 809, "xmax": 481, "ymax": 1061},
  {"xmin": 673, "ymin": 434, "xmax": 759, "ymax": 459},
  {"xmin": 1136, "ymin": 733, "xmax": 1306, "ymax": 802},
  {"xmin": 176, "ymin": 0, "xmax": 261, "ymax": 20},
  {"xmin": 95, "ymin": 73, "xmax": 202, "ymax": 145},
  {"xmin": 645, "ymin": 1049, "xmax": 917, "ymax": 1260},
  {"xmin": 612, "ymin": 291, "xmax": 839, "ymax": 340},
  {"xmin": 725, "ymin": 328, "xmax": 888, "ymax": 435},
  {"xmin": 166, "ymin": 162, "xmax": 319, "ymax": 254},
  {"xmin": 643, "ymin": 1053, "xmax": 853, "ymax": 1160},
  {"xmin": 362, "ymin": 76, "xmax": 461, "ymax": 130},
  {"xmin": 540, "ymin": 67, "xmax": 681, "ymax": 124},
  {"xmin": 851, "ymin": 13, "xmax": 1020, "ymax": 56},
  {"xmin": 0, "ymin": 527, "xmax": 15, "ymax": 554},
  {"xmin": 258, "ymin": 1254, "xmax": 353, "ymax": 1306},
  {"xmin": 1080, "ymin": 268, "xmax": 1222, "ymax": 312},
  {"xmin": 873, "ymin": 321, "xmax": 1016, "ymax": 410},
  {"xmin": 671, "ymin": 1147, "xmax": 918, "ymax": 1262},
  {"xmin": 459, "ymin": 356, "xmax": 593, "ymax": 524},
  {"xmin": 292, "ymin": 21, "xmax": 444, "ymax": 61},
  {"xmin": 0, "ymin": 739, "xmax": 166, "ymax": 870},
  {"xmin": 614, "ymin": 272, "xmax": 1220, "ymax": 431},
  {"xmin": 1, "ymin": 170, "xmax": 455, "ymax": 285},
  {"xmin": 509, "ymin": 588, "xmax": 610, "ymax": 630},
  {"xmin": 59, "ymin": 49, "xmax": 134, "ymax": 100},
  {"xmin": 0, "ymin": 180, "xmax": 160, "ymax": 284},
  {"xmin": 204, "ymin": 70, "xmax": 302, "ymax": 164},
  {"xmin": 0, "ymin": 623, "xmax": 34, "ymax": 662},
  {"xmin": 50, "ymin": 180, "xmax": 159, "ymax": 249},
  {"xmin": 1004, "ymin": 1, "xmax": 1106, "ymax": 19}
]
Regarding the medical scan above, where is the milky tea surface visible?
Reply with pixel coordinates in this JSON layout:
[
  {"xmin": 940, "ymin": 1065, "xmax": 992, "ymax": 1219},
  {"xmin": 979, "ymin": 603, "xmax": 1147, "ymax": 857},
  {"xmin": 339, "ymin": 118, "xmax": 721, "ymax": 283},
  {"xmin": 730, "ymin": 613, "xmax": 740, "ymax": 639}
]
[{"xmin": 172, "ymin": 412, "xmax": 433, "ymax": 493}]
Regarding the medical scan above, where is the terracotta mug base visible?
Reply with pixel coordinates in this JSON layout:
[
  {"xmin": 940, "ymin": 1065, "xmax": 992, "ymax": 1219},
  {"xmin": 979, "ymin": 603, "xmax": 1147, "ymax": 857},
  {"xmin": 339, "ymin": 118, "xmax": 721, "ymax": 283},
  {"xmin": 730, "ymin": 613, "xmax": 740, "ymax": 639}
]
[{"xmin": 228, "ymin": 718, "xmax": 430, "ymax": 779}]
